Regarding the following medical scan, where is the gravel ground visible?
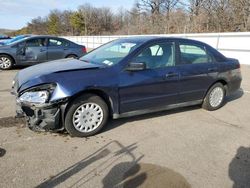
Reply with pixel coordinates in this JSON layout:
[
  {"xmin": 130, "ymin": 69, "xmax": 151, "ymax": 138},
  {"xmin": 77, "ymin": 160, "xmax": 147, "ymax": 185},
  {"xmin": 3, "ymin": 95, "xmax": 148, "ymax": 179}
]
[{"xmin": 0, "ymin": 65, "xmax": 250, "ymax": 188}]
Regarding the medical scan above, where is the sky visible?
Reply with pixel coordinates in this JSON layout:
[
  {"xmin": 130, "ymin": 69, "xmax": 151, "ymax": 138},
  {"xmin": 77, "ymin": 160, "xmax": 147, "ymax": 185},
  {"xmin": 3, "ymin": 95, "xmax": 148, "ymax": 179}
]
[{"xmin": 0, "ymin": 0, "xmax": 135, "ymax": 30}]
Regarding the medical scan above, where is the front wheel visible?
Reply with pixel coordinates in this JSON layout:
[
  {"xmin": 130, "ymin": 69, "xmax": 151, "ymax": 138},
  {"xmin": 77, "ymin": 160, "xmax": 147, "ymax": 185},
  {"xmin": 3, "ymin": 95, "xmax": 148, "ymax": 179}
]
[
  {"xmin": 0, "ymin": 55, "xmax": 14, "ymax": 70},
  {"xmin": 65, "ymin": 94, "xmax": 109, "ymax": 137},
  {"xmin": 202, "ymin": 83, "xmax": 226, "ymax": 111}
]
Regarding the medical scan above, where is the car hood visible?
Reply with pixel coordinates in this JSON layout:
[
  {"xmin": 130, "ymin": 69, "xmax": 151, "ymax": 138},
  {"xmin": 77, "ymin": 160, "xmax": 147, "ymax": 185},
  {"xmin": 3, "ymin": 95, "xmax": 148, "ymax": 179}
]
[
  {"xmin": 15, "ymin": 58, "xmax": 104, "ymax": 91},
  {"xmin": 0, "ymin": 44, "xmax": 10, "ymax": 48}
]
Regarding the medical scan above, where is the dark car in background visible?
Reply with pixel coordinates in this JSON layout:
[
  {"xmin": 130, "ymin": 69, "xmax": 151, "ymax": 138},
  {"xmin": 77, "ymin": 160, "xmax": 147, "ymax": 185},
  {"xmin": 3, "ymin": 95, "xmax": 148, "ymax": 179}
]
[
  {"xmin": 0, "ymin": 35, "xmax": 11, "ymax": 41},
  {"xmin": 0, "ymin": 35, "xmax": 87, "ymax": 70},
  {"xmin": 12, "ymin": 37, "xmax": 242, "ymax": 137}
]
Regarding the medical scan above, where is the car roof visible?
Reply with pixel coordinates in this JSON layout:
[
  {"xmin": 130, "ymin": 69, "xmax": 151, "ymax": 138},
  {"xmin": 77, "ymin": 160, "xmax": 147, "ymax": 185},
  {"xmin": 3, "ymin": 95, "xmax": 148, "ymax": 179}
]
[
  {"xmin": 27, "ymin": 35, "xmax": 61, "ymax": 38},
  {"xmin": 118, "ymin": 36, "xmax": 163, "ymax": 43},
  {"xmin": 118, "ymin": 36, "xmax": 207, "ymax": 45},
  {"xmin": 27, "ymin": 35, "xmax": 74, "ymax": 43}
]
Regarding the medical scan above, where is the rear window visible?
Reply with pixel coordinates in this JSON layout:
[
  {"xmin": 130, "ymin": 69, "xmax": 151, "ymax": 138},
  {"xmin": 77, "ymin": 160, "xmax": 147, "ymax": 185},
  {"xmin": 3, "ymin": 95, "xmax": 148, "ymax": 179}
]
[
  {"xmin": 179, "ymin": 44, "xmax": 212, "ymax": 64},
  {"xmin": 49, "ymin": 38, "xmax": 69, "ymax": 47}
]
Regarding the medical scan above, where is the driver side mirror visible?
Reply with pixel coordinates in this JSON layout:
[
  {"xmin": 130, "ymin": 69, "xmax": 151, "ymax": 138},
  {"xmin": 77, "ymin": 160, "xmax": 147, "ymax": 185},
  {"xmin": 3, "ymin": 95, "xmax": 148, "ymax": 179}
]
[{"xmin": 126, "ymin": 62, "xmax": 146, "ymax": 71}]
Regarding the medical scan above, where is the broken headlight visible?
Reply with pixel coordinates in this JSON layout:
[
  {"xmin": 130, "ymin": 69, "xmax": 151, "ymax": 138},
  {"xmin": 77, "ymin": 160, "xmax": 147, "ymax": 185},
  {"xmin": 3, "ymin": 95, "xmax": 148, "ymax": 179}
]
[
  {"xmin": 19, "ymin": 91, "xmax": 49, "ymax": 104},
  {"xmin": 19, "ymin": 84, "xmax": 56, "ymax": 105}
]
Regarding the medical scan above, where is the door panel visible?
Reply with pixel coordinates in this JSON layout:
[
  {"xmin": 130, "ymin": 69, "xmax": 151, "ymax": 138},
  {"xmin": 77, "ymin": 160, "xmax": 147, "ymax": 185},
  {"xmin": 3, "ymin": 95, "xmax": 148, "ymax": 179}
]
[
  {"xmin": 17, "ymin": 38, "xmax": 47, "ymax": 64},
  {"xmin": 23, "ymin": 46, "xmax": 47, "ymax": 63},
  {"xmin": 47, "ymin": 38, "xmax": 68, "ymax": 61},
  {"xmin": 119, "ymin": 67, "xmax": 179, "ymax": 113},
  {"xmin": 178, "ymin": 63, "xmax": 218, "ymax": 102},
  {"xmin": 118, "ymin": 41, "xmax": 180, "ymax": 113},
  {"xmin": 178, "ymin": 43, "xmax": 219, "ymax": 103}
]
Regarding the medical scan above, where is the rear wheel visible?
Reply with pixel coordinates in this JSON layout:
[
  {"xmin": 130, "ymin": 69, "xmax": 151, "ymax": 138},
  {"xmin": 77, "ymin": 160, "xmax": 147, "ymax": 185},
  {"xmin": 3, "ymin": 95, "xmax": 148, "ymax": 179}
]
[
  {"xmin": 65, "ymin": 94, "xmax": 109, "ymax": 137},
  {"xmin": 66, "ymin": 54, "xmax": 78, "ymax": 59},
  {"xmin": 202, "ymin": 83, "xmax": 225, "ymax": 111},
  {"xmin": 0, "ymin": 55, "xmax": 14, "ymax": 70}
]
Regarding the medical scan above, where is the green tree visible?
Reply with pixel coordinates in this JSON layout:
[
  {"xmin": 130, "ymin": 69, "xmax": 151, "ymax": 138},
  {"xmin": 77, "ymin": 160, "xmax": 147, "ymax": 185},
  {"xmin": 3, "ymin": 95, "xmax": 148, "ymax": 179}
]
[
  {"xmin": 70, "ymin": 11, "xmax": 85, "ymax": 35},
  {"xmin": 47, "ymin": 10, "xmax": 61, "ymax": 35}
]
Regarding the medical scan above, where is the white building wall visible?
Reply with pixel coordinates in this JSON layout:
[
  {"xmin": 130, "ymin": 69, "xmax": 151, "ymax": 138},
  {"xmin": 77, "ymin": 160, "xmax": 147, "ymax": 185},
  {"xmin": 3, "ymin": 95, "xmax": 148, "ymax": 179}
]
[{"xmin": 62, "ymin": 32, "xmax": 250, "ymax": 65}]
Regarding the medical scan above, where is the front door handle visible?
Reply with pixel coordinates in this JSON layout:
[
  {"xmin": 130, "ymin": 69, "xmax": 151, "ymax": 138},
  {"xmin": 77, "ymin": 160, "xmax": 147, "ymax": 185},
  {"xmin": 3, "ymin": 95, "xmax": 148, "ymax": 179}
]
[
  {"xmin": 208, "ymin": 67, "xmax": 218, "ymax": 72},
  {"xmin": 165, "ymin": 72, "xmax": 179, "ymax": 78},
  {"xmin": 40, "ymin": 49, "xmax": 46, "ymax": 52}
]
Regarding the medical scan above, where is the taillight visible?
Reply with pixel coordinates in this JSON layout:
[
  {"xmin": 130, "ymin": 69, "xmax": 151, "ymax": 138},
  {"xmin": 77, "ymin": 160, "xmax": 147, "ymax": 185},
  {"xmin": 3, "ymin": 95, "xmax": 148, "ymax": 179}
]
[{"xmin": 82, "ymin": 46, "xmax": 87, "ymax": 53}]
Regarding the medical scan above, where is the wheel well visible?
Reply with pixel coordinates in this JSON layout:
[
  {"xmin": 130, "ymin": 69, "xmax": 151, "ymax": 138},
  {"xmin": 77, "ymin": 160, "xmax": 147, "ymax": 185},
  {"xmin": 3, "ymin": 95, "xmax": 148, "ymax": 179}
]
[
  {"xmin": 66, "ymin": 54, "xmax": 78, "ymax": 58},
  {"xmin": 0, "ymin": 53, "xmax": 16, "ymax": 65},
  {"xmin": 65, "ymin": 90, "xmax": 114, "ymax": 118},
  {"xmin": 217, "ymin": 79, "xmax": 228, "ymax": 95},
  {"xmin": 204, "ymin": 79, "xmax": 228, "ymax": 99},
  {"xmin": 216, "ymin": 79, "xmax": 227, "ymax": 86}
]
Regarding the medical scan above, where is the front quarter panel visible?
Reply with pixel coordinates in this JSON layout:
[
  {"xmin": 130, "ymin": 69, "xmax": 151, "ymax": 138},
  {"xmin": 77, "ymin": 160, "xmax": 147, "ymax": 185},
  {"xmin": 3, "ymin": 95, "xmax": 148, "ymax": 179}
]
[
  {"xmin": 19, "ymin": 67, "xmax": 120, "ymax": 113},
  {"xmin": 52, "ymin": 67, "xmax": 119, "ymax": 114},
  {"xmin": 0, "ymin": 46, "xmax": 17, "ymax": 63}
]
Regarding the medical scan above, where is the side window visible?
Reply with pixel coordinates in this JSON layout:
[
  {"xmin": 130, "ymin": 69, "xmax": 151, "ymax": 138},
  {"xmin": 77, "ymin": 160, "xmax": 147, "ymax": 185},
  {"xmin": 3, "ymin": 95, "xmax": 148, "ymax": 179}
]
[
  {"xmin": 26, "ymin": 38, "xmax": 46, "ymax": 47},
  {"xmin": 179, "ymin": 44, "xmax": 212, "ymax": 64},
  {"xmin": 134, "ymin": 42, "xmax": 175, "ymax": 69},
  {"xmin": 49, "ymin": 39, "xmax": 68, "ymax": 47},
  {"xmin": 150, "ymin": 45, "xmax": 163, "ymax": 56}
]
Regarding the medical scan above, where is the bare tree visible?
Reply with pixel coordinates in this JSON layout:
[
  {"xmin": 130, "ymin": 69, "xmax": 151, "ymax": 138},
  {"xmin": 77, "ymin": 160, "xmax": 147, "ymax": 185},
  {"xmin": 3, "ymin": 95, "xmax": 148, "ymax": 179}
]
[
  {"xmin": 230, "ymin": 0, "xmax": 250, "ymax": 31},
  {"xmin": 7, "ymin": 0, "xmax": 250, "ymax": 36},
  {"xmin": 137, "ymin": 0, "xmax": 165, "ymax": 14},
  {"xmin": 162, "ymin": 0, "xmax": 180, "ymax": 33}
]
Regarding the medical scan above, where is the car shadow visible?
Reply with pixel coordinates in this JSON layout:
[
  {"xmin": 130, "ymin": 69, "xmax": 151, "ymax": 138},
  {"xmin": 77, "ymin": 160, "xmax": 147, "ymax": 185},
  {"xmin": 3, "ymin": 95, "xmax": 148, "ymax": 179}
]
[
  {"xmin": 102, "ymin": 162, "xmax": 191, "ymax": 188},
  {"xmin": 229, "ymin": 146, "xmax": 250, "ymax": 188},
  {"xmin": 35, "ymin": 139, "xmax": 190, "ymax": 188},
  {"xmin": 103, "ymin": 105, "xmax": 201, "ymax": 134},
  {"xmin": 225, "ymin": 88, "xmax": 244, "ymax": 104},
  {"xmin": 12, "ymin": 65, "xmax": 27, "ymax": 70},
  {"xmin": 104, "ymin": 89, "xmax": 244, "ymax": 134},
  {"xmin": 36, "ymin": 147, "xmax": 111, "ymax": 188},
  {"xmin": 0, "ymin": 147, "xmax": 6, "ymax": 157},
  {"xmin": 35, "ymin": 141, "xmax": 142, "ymax": 188}
]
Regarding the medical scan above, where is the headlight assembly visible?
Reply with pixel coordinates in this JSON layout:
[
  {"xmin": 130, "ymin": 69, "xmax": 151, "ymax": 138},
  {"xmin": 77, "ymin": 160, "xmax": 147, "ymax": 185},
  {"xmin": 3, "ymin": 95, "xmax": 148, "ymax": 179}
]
[
  {"xmin": 19, "ymin": 91, "xmax": 49, "ymax": 104},
  {"xmin": 18, "ymin": 84, "xmax": 56, "ymax": 105}
]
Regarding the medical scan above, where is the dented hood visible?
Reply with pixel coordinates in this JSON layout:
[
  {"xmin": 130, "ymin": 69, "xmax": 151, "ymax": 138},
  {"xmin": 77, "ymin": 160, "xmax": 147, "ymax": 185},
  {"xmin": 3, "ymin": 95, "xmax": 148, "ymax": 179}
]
[{"xmin": 15, "ymin": 58, "xmax": 103, "ymax": 90}]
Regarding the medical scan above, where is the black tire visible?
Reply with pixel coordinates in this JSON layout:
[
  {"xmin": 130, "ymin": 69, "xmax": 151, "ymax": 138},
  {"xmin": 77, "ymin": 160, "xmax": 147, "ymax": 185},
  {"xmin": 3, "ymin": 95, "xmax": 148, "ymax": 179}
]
[
  {"xmin": 0, "ymin": 55, "xmax": 14, "ymax": 70},
  {"xmin": 65, "ymin": 94, "xmax": 109, "ymax": 137},
  {"xmin": 202, "ymin": 83, "xmax": 226, "ymax": 111},
  {"xmin": 66, "ymin": 54, "xmax": 78, "ymax": 59}
]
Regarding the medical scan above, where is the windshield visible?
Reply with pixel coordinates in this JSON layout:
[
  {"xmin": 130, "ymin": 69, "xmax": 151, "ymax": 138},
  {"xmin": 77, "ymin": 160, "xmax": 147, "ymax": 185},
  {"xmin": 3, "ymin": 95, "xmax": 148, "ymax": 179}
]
[
  {"xmin": 80, "ymin": 39, "xmax": 141, "ymax": 66},
  {"xmin": 4, "ymin": 35, "xmax": 30, "ymax": 45}
]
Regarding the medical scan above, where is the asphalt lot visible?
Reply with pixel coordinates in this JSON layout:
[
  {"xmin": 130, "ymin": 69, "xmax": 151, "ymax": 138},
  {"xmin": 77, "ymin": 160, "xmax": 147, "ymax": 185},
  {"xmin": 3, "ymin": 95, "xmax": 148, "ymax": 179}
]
[{"xmin": 0, "ymin": 66, "xmax": 250, "ymax": 188}]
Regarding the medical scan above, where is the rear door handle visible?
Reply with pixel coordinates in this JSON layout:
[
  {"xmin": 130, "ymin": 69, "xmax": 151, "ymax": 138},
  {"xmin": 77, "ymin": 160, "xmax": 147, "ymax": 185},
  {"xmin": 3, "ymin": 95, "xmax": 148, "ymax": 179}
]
[{"xmin": 165, "ymin": 72, "xmax": 179, "ymax": 78}]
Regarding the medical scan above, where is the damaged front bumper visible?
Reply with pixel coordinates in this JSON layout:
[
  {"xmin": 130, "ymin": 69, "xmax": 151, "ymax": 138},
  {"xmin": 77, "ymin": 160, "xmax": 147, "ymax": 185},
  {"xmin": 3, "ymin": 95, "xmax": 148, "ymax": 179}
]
[
  {"xmin": 12, "ymin": 79, "xmax": 69, "ymax": 132},
  {"xmin": 16, "ymin": 99, "xmax": 67, "ymax": 132}
]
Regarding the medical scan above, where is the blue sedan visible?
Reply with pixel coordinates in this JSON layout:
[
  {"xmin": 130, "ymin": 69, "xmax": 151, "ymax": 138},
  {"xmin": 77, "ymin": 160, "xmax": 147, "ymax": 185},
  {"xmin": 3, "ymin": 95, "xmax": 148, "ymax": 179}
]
[
  {"xmin": 0, "ymin": 35, "xmax": 86, "ymax": 70},
  {"xmin": 12, "ymin": 37, "xmax": 242, "ymax": 137}
]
